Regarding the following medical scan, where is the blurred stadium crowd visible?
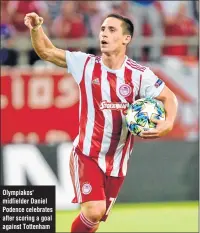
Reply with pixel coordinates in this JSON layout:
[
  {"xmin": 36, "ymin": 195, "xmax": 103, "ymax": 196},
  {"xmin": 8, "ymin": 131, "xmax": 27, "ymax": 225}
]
[{"xmin": 1, "ymin": 0, "xmax": 199, "ymax": 66}]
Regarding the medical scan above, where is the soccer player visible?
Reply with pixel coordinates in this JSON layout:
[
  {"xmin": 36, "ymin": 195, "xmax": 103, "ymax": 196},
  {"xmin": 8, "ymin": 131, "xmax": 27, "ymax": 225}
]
[{"xmin": 24, "ymin": 12, "xmax": 178, "ymax": 232}]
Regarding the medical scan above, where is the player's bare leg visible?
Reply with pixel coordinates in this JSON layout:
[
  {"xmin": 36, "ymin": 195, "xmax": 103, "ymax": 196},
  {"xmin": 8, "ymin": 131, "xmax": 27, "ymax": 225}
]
[{"xmin": 71, "ymin": 200, "xmax": 106, "ymax": 232}]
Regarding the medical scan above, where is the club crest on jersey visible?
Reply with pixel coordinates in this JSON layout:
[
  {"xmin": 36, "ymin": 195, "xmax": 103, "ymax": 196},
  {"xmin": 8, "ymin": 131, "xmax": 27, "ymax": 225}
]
[
  {"xmin": 119, "ymin": 84, "xmax": 131, "ymax": 97},
  {"xmin": 82, "ymin": 183, "xmax": 92, "ymax": 195}
]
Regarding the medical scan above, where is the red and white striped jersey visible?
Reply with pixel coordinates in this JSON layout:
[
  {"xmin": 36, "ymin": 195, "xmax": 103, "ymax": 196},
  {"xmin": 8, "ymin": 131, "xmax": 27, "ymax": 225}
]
[{"xmin": 66, "ymin": 51, "xmax": 165, "ymax": 177}]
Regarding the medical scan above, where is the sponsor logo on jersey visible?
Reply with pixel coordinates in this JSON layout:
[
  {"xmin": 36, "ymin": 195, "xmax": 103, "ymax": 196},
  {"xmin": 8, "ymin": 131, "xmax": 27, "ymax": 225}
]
[
  {"xmin": 95, "ymin": 57, "xmax": 101, "ymax": 63},
  {"xmin": 82, "ymin": 182, "xmax": 92, "ymax": 195},
  {"xmin": 119, "ymin": 84, "xmax": 132, "ymax": 97},
  {"xmin": 155, "ymin": 79, "xmax": 163, "ymax": 88},
  {"xmin": 99, "ymin": 100, "xmax": 129, "ymax": 111}
]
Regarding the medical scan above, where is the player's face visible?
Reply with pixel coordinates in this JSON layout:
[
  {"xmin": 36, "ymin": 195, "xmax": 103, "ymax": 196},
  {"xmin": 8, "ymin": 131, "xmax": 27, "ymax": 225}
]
[{"xmin": 99, "ymin": 17, "xmax": 131, "ymax": 54}]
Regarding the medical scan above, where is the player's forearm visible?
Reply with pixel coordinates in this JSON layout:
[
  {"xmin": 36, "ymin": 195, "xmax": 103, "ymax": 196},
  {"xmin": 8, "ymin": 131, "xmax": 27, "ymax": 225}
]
[
  {"xmin": 30, "ymin": 26, "xmax": 55, "ymax": 60},
  {"xmin": 162, "ymin": 92, "xmax": 178, "ymax": 126}
]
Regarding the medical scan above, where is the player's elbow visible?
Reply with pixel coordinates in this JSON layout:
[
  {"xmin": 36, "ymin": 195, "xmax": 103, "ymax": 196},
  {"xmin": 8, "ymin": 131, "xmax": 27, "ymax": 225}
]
[
  {"xmin": 38, "ymin": 50, "xmax": 50, "ymax": 61},
  {"xmin": 172, "ymin": 91, "xmax": 178, "ymax": 107},
  {"xmin": 165, "ymin": 91, "xmax": 178, "ymax": 112},
  {"xmin": 167, "ymin": 89, "xmax": 178, "ymax": 106},
  {"xmin": 160, "ymin": 86, "xmax": 178, "ymax": 105}
]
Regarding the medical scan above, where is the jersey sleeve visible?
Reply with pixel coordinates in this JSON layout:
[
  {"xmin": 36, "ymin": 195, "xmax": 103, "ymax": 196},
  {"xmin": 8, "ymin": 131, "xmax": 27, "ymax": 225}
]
[
  {"xmin": 65, "ymin": 51, "xmax": 89, "ymax": 84},
  {"xmin": 140, "ymin": 68, "xmax": 165, "ymax": 98}
]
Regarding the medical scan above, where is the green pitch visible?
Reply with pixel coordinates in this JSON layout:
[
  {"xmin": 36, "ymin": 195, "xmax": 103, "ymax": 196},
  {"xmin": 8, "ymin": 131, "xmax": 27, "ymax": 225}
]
[{"xmin": 56, "ymin": 201, "xmax": 198, "ymax": 232}]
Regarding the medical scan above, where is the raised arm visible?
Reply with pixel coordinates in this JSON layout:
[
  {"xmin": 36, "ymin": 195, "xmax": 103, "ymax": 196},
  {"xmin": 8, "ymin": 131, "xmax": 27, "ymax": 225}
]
[{"xmin": 24, "ymin": 12, "xmax": 67, "ymax": 68}]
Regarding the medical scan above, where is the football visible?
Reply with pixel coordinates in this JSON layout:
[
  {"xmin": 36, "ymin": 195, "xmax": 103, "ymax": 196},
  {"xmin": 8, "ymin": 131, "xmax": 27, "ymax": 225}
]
[{"xmin": 125, "ymin": 98, "xmax": 165, "ymax": 136}]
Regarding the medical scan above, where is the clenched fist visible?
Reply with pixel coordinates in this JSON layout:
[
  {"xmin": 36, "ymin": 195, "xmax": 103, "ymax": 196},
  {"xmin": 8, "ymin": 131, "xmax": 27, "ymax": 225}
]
[{"xmin": 24, "ymin": 12, "xmax": 44, "ymax": 31}]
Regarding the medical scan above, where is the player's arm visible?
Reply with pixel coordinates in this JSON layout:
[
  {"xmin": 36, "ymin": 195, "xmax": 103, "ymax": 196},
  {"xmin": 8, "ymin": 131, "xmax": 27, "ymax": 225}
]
[
  {"xmin": 139, "ymin": 68, "xmax": 178, "ymax": 139},
  {"xmin": 24, "ymin": 12, "xmax": 66, "ymax": 68},
  {"xmin": 141, "ymin": 85, "xmax": 178, "ymax": 138},
  {"xmin": 155, "ymin": 85, "xmax": 178, "ymax": 127}
]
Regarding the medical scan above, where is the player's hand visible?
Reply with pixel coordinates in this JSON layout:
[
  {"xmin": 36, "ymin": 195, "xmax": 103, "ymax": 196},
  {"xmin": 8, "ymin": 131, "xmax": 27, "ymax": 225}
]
[
  {"xmin": 24, "ymin": 12, "xmax": 44, "ymax": 30},
  {"xmin": 140, "ymin": 118, "xmax": 173, "ymax": 139}
]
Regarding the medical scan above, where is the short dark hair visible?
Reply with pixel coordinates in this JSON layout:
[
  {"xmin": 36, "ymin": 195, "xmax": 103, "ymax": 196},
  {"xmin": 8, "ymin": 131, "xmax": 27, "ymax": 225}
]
[{"xmin": 105, "ymin": 13, "xmax": 134, "ymax": 38}]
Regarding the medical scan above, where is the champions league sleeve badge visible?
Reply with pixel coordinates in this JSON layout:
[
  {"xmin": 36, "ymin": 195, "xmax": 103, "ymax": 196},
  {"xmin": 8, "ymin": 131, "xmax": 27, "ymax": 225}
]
[{"xmin": 154, "ymin": 79, "xmax": 163, "ymax": 88}]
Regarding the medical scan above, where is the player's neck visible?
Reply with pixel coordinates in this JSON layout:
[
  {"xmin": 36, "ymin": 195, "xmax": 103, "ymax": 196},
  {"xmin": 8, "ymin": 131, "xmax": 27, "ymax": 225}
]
[{"xmin": 102, "ymin": 53, "xmax": 126, "ymax": 70}]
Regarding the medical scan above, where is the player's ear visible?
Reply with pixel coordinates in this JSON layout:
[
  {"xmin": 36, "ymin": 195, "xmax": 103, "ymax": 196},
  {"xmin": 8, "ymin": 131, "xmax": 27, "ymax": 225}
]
[{"xmin": 123, "ymin": 35, "xmax": 131, "ymax": 45}]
